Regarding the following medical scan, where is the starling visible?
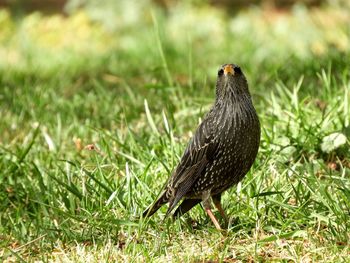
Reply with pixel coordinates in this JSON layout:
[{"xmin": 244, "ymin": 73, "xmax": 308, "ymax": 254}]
[{"xmin": 143, "ymin": 64, "xmax": 260, "ymax": 229}]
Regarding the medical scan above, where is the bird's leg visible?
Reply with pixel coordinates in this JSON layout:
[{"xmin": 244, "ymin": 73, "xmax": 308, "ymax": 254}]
[
  {"xmin": 205, "ymin": 208, "xmax": 222, "ymax": 230},
  {"xmin": 212, "ymin": 194, "xmax": 229, "ymax": 226},
  {"xmin": 202, "ymin": 191, "xmax": 222, "ymax": 230}
]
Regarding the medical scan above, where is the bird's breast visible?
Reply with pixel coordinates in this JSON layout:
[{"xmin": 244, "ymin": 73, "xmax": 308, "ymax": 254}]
[{"xmin": 213, "ymin": 102, "xmax": 260, "ymax": 174}]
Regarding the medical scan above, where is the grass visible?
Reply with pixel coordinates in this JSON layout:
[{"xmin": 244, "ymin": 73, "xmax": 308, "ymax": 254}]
[{"xmin": 0, "ymin": 2, "xmax": 350, "ymax": 262}]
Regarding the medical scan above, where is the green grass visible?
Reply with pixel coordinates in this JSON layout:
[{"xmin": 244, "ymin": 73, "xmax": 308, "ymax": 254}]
[{"xmin": 0, "ymin": 3, "xmax": 350, "ymax": 262}]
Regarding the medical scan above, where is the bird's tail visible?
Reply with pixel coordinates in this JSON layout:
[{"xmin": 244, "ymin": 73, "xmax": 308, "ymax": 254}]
[
  {"xmin": 142, "ymin": 191, "xmax": 168, "ymax": 218},
  {"xmin": 172, "ymin": 198, "xmax": 201, "ymax": 218}
]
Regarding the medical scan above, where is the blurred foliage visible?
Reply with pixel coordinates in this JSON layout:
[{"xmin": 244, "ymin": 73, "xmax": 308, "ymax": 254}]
[
  {"xmin": 0, "ymin": 2, "xmax": 349, "ymax": 79},
  {"xmin": 3, "ymin": 0, "xmax": 350, "ymax": 14}
]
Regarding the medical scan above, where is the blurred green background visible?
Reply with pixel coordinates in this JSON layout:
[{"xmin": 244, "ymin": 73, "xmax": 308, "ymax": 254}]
[{"xmin": 0, "ymin": 0, "xmax": 349, "ymax": 75}]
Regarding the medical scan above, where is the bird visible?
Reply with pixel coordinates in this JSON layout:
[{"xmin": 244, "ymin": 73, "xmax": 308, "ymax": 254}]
[{"xmin": 143, "ymin": 63, "xmax": 260, "ymax": 229}]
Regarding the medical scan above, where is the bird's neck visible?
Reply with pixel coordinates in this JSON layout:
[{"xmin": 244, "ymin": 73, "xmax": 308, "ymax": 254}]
[{"xmin": 216, "ymin": 89, "xmax": 252, "ymax": 107}]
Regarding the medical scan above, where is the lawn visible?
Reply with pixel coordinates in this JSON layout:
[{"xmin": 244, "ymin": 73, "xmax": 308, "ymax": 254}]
[{"xmin": 0, "ymin": 1, "xmax": 349, "ymax": 262}]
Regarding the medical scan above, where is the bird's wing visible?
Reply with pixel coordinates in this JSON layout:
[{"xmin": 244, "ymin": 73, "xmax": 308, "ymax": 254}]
[{"xmin": 164, "ymin": 113, "xmax": 219, "ymax": 217}]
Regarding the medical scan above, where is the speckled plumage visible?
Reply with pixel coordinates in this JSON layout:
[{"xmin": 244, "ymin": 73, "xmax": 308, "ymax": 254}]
[{"xmin": 143, "ymin": 64, "xmax": 260, "ymax": 229}]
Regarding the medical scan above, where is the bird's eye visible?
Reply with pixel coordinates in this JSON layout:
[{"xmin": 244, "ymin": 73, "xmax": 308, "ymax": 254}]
[
  {"xmin": 218, "ymin": 69, "xmax": 224, "ymax": 76},
  {"xmin": 234, "ymin": 66, "xmax": 241, "ymax": 74}
]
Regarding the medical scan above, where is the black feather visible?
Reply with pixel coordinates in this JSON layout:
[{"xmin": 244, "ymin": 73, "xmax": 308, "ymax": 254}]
[{"xmin": 173, "ymin": 199, "xmax": 201, "ymax": 218}]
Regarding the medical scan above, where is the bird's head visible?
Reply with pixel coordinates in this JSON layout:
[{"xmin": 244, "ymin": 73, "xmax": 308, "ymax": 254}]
[{"xmin": 215, "ymin": 64, "xmax": 250, "ymax": 100}]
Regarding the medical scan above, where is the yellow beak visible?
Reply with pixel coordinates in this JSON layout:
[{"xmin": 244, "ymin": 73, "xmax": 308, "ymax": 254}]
[{"xmin": 224, "ymin": 64, "xmax": 234, "ymax": 75}]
